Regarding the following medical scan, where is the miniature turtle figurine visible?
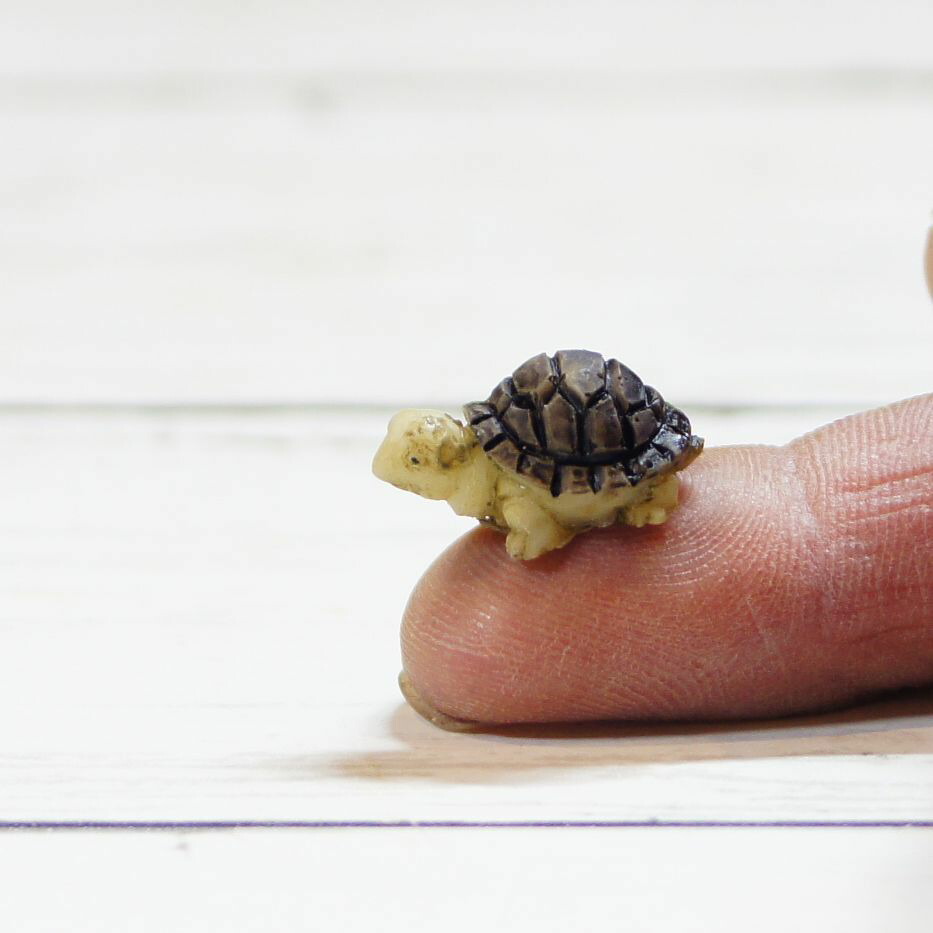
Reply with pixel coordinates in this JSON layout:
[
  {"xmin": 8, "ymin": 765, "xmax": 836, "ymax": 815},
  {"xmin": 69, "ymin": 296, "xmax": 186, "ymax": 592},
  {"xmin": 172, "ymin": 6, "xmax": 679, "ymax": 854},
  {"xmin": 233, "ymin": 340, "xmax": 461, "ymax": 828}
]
[{"xmin": 372, "ymin": 350, "xmax": 703, "ymax": 560}]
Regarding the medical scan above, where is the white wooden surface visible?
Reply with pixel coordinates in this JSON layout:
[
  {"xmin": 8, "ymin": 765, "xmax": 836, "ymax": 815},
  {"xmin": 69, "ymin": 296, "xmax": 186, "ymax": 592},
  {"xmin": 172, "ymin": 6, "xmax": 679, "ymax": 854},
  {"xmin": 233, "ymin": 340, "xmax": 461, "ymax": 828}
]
[
  {"xmin": 2, "ymin": 828, "xmax": 933, "ymax": 933},
  {"xmin": 1, "ymin": 407, "xmax": 931, "ymax": 825},
  {"xmin": 1, "ymin": 0, "xmax": 932, "ymax": 927},
  {"xmin": 2, "ymin": 3, "xmax": 932, "ymax": 406}
]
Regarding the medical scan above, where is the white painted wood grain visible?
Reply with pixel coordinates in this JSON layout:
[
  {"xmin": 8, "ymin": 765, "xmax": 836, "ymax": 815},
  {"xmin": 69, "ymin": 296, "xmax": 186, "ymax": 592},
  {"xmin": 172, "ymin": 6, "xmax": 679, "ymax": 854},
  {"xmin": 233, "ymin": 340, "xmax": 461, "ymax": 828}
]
[
  {"xmin": 3, "ymin": 0, "xmax": 933, "ymax": 74},
  {"xmin": 1, "ymin": 828, "xmax": 932, "ymax": 933},
  {"xmin": 1, "ymin": 6, "xmax": 931, "ymax": 405},
  {"xmin": 3, "ymin": 93, "xmax": 931, "ymax": 406},
  {"xmin": 1, "ymin": 84, "xmax": 930, "ymax": 406},
  {"xmin": 1, "ymin": 410, "xmax": 930, "ymax": 822}
]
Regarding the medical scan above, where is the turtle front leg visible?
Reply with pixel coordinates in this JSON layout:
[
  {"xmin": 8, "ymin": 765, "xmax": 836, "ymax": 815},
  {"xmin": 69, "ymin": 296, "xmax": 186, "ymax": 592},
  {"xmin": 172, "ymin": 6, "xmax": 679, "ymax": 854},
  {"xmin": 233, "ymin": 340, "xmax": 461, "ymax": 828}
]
[{"xmin": 500, "ymin": 496, "xmax": 573, "ymax": 560}]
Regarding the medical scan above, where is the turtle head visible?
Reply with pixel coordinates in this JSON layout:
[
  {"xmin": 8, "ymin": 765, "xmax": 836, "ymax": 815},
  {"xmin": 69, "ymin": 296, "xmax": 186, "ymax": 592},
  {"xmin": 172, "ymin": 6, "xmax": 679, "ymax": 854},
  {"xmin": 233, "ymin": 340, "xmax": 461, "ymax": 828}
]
[{"xmin": 372, "ymin": 409, "xmax": 473, "ymax": 500}]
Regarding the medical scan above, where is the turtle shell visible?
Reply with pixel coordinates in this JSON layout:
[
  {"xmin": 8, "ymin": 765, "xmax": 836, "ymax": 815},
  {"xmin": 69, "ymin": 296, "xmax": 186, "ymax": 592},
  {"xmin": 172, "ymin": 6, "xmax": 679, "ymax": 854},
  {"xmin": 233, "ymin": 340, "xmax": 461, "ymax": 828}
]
[{"xmin": 463, "ymin": 350, "xmax": 703, "ymax": 496}]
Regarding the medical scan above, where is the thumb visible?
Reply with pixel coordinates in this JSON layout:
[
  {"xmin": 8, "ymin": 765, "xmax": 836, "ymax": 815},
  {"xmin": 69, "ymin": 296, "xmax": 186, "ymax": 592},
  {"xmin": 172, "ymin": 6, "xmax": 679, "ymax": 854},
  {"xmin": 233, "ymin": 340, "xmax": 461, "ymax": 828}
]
[
  {"xmin": 400, "ymin": 394, "xmax": 933, "ymax": 727},
  {"xmin": 925, "ymin": 224, "xmax": 933, "ymax": 299}
]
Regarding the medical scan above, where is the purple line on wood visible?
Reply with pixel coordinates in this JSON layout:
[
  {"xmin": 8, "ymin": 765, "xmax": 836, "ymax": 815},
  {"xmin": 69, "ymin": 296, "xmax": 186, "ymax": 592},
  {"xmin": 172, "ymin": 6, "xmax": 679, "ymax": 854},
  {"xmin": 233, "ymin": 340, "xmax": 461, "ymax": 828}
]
[{"xmin": 1, "ymin": 820, "xmax": 932, "ymax": 830}]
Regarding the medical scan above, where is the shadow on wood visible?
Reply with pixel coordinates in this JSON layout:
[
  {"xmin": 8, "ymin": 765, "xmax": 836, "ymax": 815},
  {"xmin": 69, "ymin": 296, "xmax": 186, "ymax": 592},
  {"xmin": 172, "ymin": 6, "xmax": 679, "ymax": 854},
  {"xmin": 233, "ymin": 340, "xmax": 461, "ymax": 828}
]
[{"xmin": 330, "ymin": 686, "xmax": 933, "ymax": 784}]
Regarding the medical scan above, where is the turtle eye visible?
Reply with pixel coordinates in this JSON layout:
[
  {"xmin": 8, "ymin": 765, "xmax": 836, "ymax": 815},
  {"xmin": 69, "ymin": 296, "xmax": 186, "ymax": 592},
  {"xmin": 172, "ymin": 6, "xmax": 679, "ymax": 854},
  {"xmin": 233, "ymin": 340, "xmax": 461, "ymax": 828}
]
[{"xmin": 410, "ymin": 456, "xmax": 420, "ymax": 465}]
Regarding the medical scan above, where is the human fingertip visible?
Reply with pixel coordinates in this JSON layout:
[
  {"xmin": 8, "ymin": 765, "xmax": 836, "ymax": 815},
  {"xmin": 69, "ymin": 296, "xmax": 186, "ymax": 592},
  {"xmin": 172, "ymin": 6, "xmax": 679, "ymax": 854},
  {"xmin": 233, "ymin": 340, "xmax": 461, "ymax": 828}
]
[{"xmin": 398, "ymin": 671, "xmax": 480, "ymax": 733}]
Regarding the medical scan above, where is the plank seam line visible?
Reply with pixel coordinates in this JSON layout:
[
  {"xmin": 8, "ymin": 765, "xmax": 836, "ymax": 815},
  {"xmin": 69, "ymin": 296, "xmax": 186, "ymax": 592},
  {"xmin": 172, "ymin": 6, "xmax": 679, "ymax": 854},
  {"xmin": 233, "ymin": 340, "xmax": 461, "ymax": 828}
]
[{"xmin": 2, "ymin": 821, "xmax": 932, "ymax": 831}]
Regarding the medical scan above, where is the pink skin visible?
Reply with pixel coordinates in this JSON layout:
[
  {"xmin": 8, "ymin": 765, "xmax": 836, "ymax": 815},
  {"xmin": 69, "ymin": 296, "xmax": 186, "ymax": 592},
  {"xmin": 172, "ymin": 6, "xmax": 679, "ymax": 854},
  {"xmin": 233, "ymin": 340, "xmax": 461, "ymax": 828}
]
[{"xmin": 401, "ymin": 395, "xmax": 933, "ymax": 724}]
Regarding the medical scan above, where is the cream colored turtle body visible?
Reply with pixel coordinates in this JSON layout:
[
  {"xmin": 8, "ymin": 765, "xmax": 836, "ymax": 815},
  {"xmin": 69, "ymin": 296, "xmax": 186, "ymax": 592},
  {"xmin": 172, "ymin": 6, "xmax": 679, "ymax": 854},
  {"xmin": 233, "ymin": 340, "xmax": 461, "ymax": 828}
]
[{"xmin": 372, "ymin": 351, "xmax": 703, "ymax": 560}]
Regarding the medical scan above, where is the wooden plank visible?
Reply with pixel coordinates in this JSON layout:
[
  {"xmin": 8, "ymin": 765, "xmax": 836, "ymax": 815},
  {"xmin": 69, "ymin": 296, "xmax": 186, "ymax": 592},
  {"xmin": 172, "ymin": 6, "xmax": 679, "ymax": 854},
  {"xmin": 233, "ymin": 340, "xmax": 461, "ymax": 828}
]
[
  {"xmin": 2, "ymin": 3, "xmax": 932, "ymax": 405},
  {"xmin": 2, "ymin": 0, "xmax": 933, "ymax": 74},
  {"xmin": 1, "ymin": 828, "xmax": 932, "ymax": 933},
  {"xmin": 1, "ymin": 409, "xmax": 931, "ymax": 822},
  {"xmin": 2, "ymin": 83, "xmax": 931, "ymax": 406}
]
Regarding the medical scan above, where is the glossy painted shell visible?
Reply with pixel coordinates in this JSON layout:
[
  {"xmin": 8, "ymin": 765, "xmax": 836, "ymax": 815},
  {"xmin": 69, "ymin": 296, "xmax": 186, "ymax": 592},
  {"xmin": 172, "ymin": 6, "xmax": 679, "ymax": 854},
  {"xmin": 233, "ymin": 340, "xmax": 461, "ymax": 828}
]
[{"xmin": 463, "ymin": 350, "xmax": 703, "ymax": 496}]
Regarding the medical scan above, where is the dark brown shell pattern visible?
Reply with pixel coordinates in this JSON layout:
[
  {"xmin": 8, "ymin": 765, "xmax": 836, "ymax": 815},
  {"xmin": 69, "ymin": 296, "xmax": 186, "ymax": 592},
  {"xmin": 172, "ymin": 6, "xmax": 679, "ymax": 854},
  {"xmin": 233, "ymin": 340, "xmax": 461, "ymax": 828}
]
[{"xmin": 463, "ymin": 350, "xmax": 704, "ymax": 497}]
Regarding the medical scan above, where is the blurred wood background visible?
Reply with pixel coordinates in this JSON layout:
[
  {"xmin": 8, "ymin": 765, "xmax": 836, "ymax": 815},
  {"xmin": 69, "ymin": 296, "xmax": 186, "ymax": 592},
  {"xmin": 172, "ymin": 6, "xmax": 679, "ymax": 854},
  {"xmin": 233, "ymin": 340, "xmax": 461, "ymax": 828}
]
[
  {"xmin": 1, "ymin": 0, "xmax": 931, "ymax": 405},
  {"xmin": 0, "ymin": 1, "xmax": 931, "ymax": 930}
]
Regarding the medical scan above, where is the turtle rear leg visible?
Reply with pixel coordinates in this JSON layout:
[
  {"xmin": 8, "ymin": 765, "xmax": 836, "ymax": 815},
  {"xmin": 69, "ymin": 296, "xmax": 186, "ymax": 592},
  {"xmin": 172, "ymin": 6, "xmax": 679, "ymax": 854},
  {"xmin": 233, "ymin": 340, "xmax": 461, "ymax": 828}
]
[
  {"xmin": 623, "ymin": 474, "xmax": 680, "ymax": 528},
  {"xmin": 501, "ymin": 497, "xmax": 573, "ymax": 560}
]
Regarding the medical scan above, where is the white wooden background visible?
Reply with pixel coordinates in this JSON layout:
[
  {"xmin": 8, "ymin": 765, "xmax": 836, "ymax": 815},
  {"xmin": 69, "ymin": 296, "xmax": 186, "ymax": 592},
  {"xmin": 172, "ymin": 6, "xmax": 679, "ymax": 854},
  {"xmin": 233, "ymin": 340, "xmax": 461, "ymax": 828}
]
[{"xmin": 1, "ymin": 1, "xmax": 932, "ymax": 929}]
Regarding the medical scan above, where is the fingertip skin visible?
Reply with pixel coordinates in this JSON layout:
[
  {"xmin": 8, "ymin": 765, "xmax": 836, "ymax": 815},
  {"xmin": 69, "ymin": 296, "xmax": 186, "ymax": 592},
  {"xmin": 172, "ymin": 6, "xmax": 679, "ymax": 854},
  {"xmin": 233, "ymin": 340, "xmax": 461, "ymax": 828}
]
[{"xmin": 401, "ymin": 396, "xmax": 933, "ymax": 725}]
